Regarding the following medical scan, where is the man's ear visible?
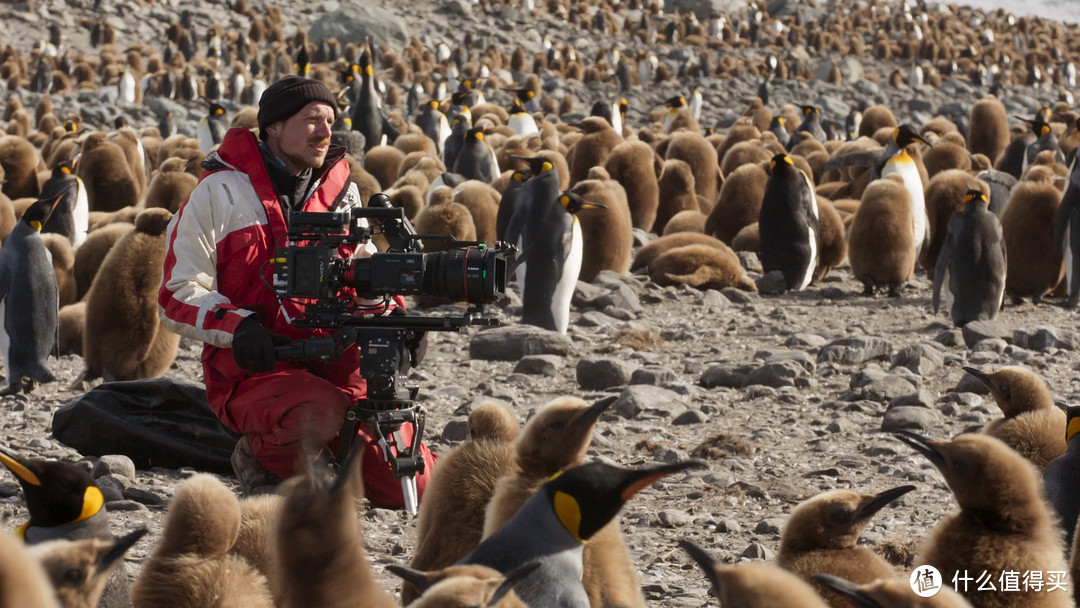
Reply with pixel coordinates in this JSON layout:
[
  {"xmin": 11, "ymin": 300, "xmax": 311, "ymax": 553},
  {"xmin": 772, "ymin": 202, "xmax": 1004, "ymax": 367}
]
[{"xmin": 265, "ymin": 122, "xmax": 282, "ymax": 139}]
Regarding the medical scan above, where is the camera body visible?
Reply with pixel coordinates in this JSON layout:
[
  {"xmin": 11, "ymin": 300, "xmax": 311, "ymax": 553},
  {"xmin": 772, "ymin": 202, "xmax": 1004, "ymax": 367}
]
[{"xmin": 272, "ymin": 196, "xmax": 510, "ymax": 327}]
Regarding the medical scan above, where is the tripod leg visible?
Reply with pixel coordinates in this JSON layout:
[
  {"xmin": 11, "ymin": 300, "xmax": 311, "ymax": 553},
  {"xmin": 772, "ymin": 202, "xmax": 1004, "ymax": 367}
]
[{"xmin": 401, "ymin": 476, "xmax": 419, "ymax": 515}]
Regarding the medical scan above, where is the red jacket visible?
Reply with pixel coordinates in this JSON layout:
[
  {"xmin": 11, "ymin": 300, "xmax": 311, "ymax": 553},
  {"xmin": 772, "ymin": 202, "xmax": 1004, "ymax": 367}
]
[{"xmin": 158, "ymin": 128, "xmax": 378, "ymax": 419}]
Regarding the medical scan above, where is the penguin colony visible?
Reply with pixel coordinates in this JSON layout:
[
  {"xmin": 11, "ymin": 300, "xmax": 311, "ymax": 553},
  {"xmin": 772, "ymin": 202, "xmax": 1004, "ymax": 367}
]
[{"xmin": 11, "ymin": 0, "xmax": 1080, "ymax": 606}]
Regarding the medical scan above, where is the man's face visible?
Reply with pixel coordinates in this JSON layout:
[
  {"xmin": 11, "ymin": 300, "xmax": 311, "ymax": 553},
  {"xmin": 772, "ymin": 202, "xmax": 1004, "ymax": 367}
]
[{"xmin": 266, "ymin": 101, "xmax": 335, "ymax": 174}]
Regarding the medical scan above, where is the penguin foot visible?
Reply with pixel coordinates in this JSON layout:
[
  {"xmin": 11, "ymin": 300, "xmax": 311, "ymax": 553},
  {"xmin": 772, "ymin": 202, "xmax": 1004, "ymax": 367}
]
[
  {"xmin": 1010, "ymin": 293, "xmax": 1024, "ymax": 306},
  {"xmin": 887, "ymin": 284, "xmax": 902, "ymax": 298},
  {"xmin": 1067, "ymin": 294, "xmax": 1079, "ymax": 309},
  {"xmin": 861, "ymin": 281, "xmax": 874, "ymax": 296},
  {"xmin": 0, "ymin": 378, "xmax": 35, "ymax": 396},
  {"xmin": 1033, "ymin": 293, "xmax": 1043, "ymax": 306}
]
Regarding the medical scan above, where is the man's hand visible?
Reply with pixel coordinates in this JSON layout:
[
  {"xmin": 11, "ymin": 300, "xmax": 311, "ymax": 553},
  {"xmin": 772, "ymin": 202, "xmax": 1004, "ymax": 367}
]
[
  {"xmin": 389, "ymin": 308, "xmax": 428, "ymax": 370},
  {"xmin": 231, "ymin": 318, "xmax": 291, "ymax": 373}
]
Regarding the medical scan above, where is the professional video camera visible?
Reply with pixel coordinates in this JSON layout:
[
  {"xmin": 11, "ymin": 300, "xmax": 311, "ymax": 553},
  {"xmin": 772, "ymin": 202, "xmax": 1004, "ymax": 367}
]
[{"xmin": 270, "ymin": 193, "xmax": 512, "ymax": 513}]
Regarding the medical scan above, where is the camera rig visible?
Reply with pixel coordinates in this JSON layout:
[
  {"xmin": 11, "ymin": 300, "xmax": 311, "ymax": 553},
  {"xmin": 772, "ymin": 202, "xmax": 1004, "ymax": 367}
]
[{"xmin": 270, "ymin": 194, "xmax": 512, "ymax": 513}]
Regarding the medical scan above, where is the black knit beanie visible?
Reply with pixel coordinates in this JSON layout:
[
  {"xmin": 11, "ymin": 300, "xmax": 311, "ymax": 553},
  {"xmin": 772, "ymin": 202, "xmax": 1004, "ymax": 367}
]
[{"xmin": 257, "ymin": 75, "xmax": 338, "ymax": 140}]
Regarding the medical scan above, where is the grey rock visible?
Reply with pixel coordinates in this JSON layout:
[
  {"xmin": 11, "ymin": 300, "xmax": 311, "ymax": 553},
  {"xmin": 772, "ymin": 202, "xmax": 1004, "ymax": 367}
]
[
  {"xmin": 578, "ymin": 310, "xmax": 621, "ymax": 327},
  {"xmin": 863, "ymin": 375, "xmax": 918, "ymax": 402},
  {"xmin": 577, "ymin": 358, "xmax": 636, "ymax": 390},
  {"xmin": 631, "ymin": 366, "xmax": 678, "ymax": 385},
  {"xmin": 602, "ymin": 306, "xmax": 635, "ymax": 320},
  {"xmin": 755, "ymin": 349, "xmax": 817, "ymax": 373},
  {"xmin": 309, "ymin": 4, "xmax": 409, "ymax": 50},
  {"xmin": 588, "ymin": 284, "xmax": 643, "ymax": 312},
  {"xmin": 721, "ymin": 287, "xmax": 758, "ymax": 304},
  {"xmin": 820, "ymin": 286, "xmax": 845, "ymax": 299},
  {"xmin": 818, "ymin": 336, "xmax": 895, "ymax": 365},
  {"xmin": 104, "ymin": 500, "xmax": 148, "ymax": 513},
  {"xmin": 672, "ymin": 410, "xmax": 708, "ymax": 425},
  {"xmin": 972, "ymin": 338, "xmax": 1008, "ymax": 353},
  {"xmin": 441, "ymin": 420, "xmax": 470, "ymax": 442},
  {"xmin": 881, "ymin": 406, "xmax": 940, "ymax": 432},
  {"xmin": 469, "ymin": 325, "xmax": 575, "ymax": 360},
  {"xmin": 593, "ymin": 270, "xmax": 644, "ymax": 295},
  {"xmin": 513, "ymin": 354, "xmax": 563, "ymax": 376},
  {"xmin": 573, "ymin": 281, "xmax": 606, "ymax": 307},
  {"xmin": 122, "ymin": 487, "xmax": 163, "ymax": 506},
  {"xmin": 962, "ymin": 320, "xmax": 1013, "ymax": 347},
  {"xmin": 658, "ymin": 509, "xmax": 693, "ymax": 527},
  {"xmin": 700, "ymin": 364, "xmax": 749, "ymax": 388},
  {"xmin": 955, "ymin": 370, "xmax": 992, "ymax": 394},
  {"xmin": 92, "ymin": 455, "xmax": 136, "ymax": 480},
  {"xmin": 437, "ymin": 0, "xmax": 473, "ymax": 17},
  {"xmin": 891, "ymin": 343, "xmax": 944, "ymax": 375},
  {"xmin": 701, "ymin": 289, "xmax": 731, "ymax": 308},
  {"xmin": 934, "ymin": 329, "xmax": 964, "ymax": 347},
  {"xmin": 1013, "ymin": 325, "xmax": 1079, "ymax": 351},
  {"xmin": 754, "ymin": 517, "xmax": 784, "ymax": 534},
  {"xmin": 95, "ymin": 476, "xmax": 125, "ymax": 503},
  {"xmin": 744, "ymin": 360, "xmax": 805, "ymax": 388},
  {"xmin": 889, "ymin": 389, "xmax": 935, "ymax": 409},
  {"xmin": 741, "ymin": 542, "xmax": 775, "ymax": 560},
  {"xmin": 756, "ymin": 271, "xmax": 787, "ymax": 295},
  {"xmin": 716, "ymin": 518, "xmax": 742, "ymax": 532},
  {"xmin": 785, "ymin": 333, "xmax": 827, "ymax": 348},
  {"xmin": 738, "ymin": 252, "xmax": 762, "ymax": 273},
  {"xmin": 614, "ymin": 385, "xmax": 684, "ymax": 419}
]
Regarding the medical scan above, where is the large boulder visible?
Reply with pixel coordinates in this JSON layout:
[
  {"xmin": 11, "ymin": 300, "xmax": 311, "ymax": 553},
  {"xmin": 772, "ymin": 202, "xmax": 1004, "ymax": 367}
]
[{"xmin": 309, "ymin": 5, "xmax": 409, "ymax": 50}]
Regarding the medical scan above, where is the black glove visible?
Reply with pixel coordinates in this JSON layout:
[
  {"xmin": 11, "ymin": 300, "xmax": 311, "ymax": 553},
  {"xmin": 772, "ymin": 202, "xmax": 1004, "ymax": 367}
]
[{"xmin": 231, "ymin": 318, "xmax": 291, "ymax": 373}]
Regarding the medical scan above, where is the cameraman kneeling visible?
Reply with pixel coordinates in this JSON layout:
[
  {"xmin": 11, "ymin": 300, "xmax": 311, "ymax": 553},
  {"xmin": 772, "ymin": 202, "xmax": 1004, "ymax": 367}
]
[{"xmin": 157, "ymin": 76, "xmax": 436, "ymax": 505}]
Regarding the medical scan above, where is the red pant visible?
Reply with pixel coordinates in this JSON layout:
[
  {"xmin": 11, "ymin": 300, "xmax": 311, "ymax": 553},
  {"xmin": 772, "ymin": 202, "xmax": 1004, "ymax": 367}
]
[{"xmin": 225, "ymin": 367, "xmax": 435, "ymax": 507}]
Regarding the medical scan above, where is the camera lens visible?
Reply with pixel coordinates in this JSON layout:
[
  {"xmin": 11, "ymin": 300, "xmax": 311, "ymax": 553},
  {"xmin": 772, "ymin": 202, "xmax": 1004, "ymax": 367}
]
[{"xmin": 423, "ymin": 247, "xmax": 506, "ymax": 304}]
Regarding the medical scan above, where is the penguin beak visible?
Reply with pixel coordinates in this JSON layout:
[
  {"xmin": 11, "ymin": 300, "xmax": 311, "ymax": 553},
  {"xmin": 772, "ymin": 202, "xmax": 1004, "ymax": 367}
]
[
  {"xmin": 618, "ymin": 460, "xmax": 706, "ymax": 501},
  {"xmin": 913, "ymin": 133, "xmax": 932, "ymax": 148},
  {"xmin": 0, "ymin": 447, "xmax": 41, "ymax": 486},
  {"xmin": 570, "ymin": 398, "xmax": 614, "ymax": 429},
  {"xmin": 678, "ymin": 540, "xmax": 727, "ymax": 597},
  {"xmin": 894, "ymin": 431, "xmax": 946, "ymax": 471},
  {"xmin": 854, "ymin": 485, "xmax": 915, "ymax": 521},
  {"xmin": 961, "ymin": 366, "xmax": 993, "ymax": 390},
  {"xmin": 386, "ymin": 564, "xmax": 434, "ymax": 592},
  {"xmin": 811, "ymin": 573, "xmax": 882, "ymax": 608},
  {"xmin": 97, "ymin": 529, "xmax": 148, "ymax": 576}
]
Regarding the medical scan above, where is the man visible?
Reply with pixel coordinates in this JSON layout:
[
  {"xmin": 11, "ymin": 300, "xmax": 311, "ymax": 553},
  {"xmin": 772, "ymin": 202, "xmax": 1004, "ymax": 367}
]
[{"xmin": 158, "ymin": 75, "xmax": 435, "ymax": 505}]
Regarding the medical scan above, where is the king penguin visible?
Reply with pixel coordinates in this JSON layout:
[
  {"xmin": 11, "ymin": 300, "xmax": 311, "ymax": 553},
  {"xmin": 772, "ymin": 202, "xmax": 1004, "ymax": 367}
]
[
  {"xmin": 196, "ymin": 100, "xmax": 229, "ymax": 155},
  {"xmin": 351, "ymin": 48, "xmax": 384, "ymax": 152},
  {"xmin": 0, "ymin": 193, "xmax": 63, "ymax": 394},
  {"xmin": 443, "ymin": 113, "xmax": 472, "ymax": 174},
  {"xmin": 518, "ymin": 191, "xmax": 606, "ymax": 334},
  {"xmin": 932, "ymin": 186, "xmax": 1007, "ymax": 326},
  {"xmin": 504, "ymin": 156, "xmax": 562, "ymax": 291},
  {"xmin": 758, "ymin": 153, "xmax": 819, "ymax": 291},
  {"xmin": 496, "ymin": 167, "xmax": 531, "ymax": 242},
  {"xmin": 417, "ymin": 100, "xmax": 452, "ymax": 156},
  {"xmin": 875, "ymin": 124, "xmax": 932, "ymax": 257},
  {"xmin": 1054, "ymin": 157, "xmax": 1080, "ymax": 307},
  {"xmin": 457, "ymin": 460, "xmax": 704, "ymax": 608},
  {"xmin": 1045, "ymin": 406, "xmax": 1080, "ymax": 548},
  {"xmin": 794, "ymin": 104, "xmax": 827, "ymax": 142},
  {"xmin": 40, "ymin": 158, "xmax": 89, "ymax": 248},
  {"xmin": 453, "ymin": 127, "xmax": 500, "ymax": 183},
  {"xmin": 660, "ymin": 95, "xmax": 687, "ymax": 133},
  {"xmin": 1022, "ymin": 118, "xmax": 1067, "ymax": 173},
  {"xmin": 507, "ymin": 97, "xmax": 538, "ymax": 137}
]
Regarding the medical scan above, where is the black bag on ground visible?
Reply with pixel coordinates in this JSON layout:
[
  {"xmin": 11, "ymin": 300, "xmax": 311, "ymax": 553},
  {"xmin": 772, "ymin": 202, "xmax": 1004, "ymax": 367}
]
[{"xmin": 52, "ymin": 378, "xmax": 240, "ymax": 475}]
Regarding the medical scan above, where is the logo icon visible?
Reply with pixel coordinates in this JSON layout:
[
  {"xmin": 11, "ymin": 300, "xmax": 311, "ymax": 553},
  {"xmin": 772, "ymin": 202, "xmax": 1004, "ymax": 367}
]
[{"xmin": 910, "ymin": 565, "xmax": 942, "ymax": 597}]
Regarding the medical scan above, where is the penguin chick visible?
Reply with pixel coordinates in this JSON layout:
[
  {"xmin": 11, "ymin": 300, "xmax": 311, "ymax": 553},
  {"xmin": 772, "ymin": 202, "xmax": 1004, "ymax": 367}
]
[
  {"xmin": 57, "ymin": 302, "xmax": 85, "ymax": 357},
  {"xmin": 777, "ymin": 486, "xmax": 915, "ymax": 606},
  {"xmin": 631, "ymin": 232, "xmax": 734, "ymax": 272},
  {"xmin": 462, "ymin": 460, "xmax": 705, "ymax": 608},
  {"xmin": 30, "ymin": 529, "xmax": 147, "ymax": 608},
  {"xmin": 603, "ymin": 141, "xmax": 662, "ymax": 231},
  {"xmin": 1046, "ymin": 406, "xmax": 1080, "ymax": 549},
  {"xmin": 848, "ymin": 175, "xmax": 915, "ymax": 297},
  {"xmin": 680, "ymin": 540, "xmax": 831, "ymax": 608},
  {"xmin": 132, "ymin": 474, "xmax": 274, "ymax": 608},
  {"xmin": 570, "ymin": 174, "xmax": 634, "ymax": 282},
  {"xmin": 0, "ymin": 529, "xmax": 61, "ymax": 608},
  {"xmin": 897, "ymin": 432, "xmax": 1071, "ymax": 608},
  {"xmin": 72, "ymin": 223, "xmax": 134, "ymax": 300},
  {"xmin": 813, "ymin": 573, "xmax": 975, "ymax": 607},
  {"xmin": 648, "ymin": 243, "xmax": 757, "ymax": 292},
  {"xmin": 654, "ymin": 159, "xmax": 699, "ymax": 235},
  {"xmin": 961, "ymin": 366, "xmax": 1065, "ymax": 470},
  {"xmin": 274, "ymin": 451, "xmax": 397, "ymax": 608},
  {"xmin": 228, "ymin": 494, "xmax": 283, "ymax": 599},
  {"xmin": 391, "ymin": 562, "xmax": 538, "ymax": 608},
  {"xmin": 405, "ymin": 402, "xmax": 520, "ymax": 604},
  {"xmin": 1000, "ymin": 179, "xmax": 1063, "ymax": 304},
  {"xmin": 705, "ymin": 162, "xmax": 769, "ymax": 244}
]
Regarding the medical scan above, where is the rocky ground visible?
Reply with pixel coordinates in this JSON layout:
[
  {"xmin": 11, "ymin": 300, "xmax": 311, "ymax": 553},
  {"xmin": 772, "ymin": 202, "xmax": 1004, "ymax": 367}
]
[{"xmin": 2, "ymin": 0, "xmax": 1080, "ymax": 603}]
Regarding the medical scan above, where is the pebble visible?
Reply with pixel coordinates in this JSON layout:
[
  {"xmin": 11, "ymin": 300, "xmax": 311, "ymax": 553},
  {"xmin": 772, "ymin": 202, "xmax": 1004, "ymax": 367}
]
[
  {"xmin": 699, "ymin": 364, "xmax": 750, "ymax": 389},
  {"xmin": 441, "ymin": 420, "xmax": 470, "ymax": 442},
  {"xmin": 630, "ymin": 366, "xmax": 678, "ymax": 385},
  {"xmin": 961, "ymin": 320, "xmax": 1013, "ymax": 348},
  {"xmin": 744, "ymin": 360, "xmax": 805, "ymax": 388},
  {"xmin": 721, "ymin": 288, "xmax": 758, "ymax": 304},
  {"xmin": 881, "ymin": 406, "xmax": 940, "ymax": 432},
  {"xmin": 672, "ymin": 410, "xmax": 708, "ymax": 425},
  {"xmin": 104, "ymin": 500, "xmax": 149, "ymax": 513},
  {"xmin": 513, "ymin": 354, "xmax": 563, "ymax": 375},
  {"xmin": 755, "ymin": 271, "xmax": 787, "ymax": 295},
  {"xmin": 577, "ymin": 358, "xmax": 636, "ymax": 390},
  {"xmin": 468, "ymin": 325, "xmax": 575, "ymax": 360},
  {"xmin": 1013, "ymin": 325, "xmax": 1079, "ymax": 351},
  {"xmin": 818, "ymin": 336, "xmax": 895, "ymax": 365},
  {"xmin": 614, "ymin": 385, "xmax": 684, "ymax": 419},
  {"xmin": 658, "ymin": 509, "xmax": 693, "ymax": 527},
  {"xmin": 741, "ymin": 542, "xmax": 775, "ymax": 560}
]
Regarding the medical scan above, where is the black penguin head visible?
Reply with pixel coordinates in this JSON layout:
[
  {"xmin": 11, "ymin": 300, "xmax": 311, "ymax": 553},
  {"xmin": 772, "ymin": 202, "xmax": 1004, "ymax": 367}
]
[
  {"xmin": 892, "ymin": 124, "xmax": 930, "ymax": 148},
  {"xmin": 20, "ymin": 193, "xmax": 66, "ymax": 231},
  {"xmin": 543, "ymin": 460, "xmax": 705, "ymax": 542},
  {"xmin": 451, "ymin": 90, "xmax": 472, "ymax": 106},
  {"xmin": 661, "ymin": 95, "xmax": 686, "ymax": 109},
  {"xmin": 508, "ymin": 87, "xmax": 535, "ymax": 102},
  {"xmin": 1035, "ymin": 106, "xmax": 1052, "ymax": 123},
  {"xmin": 466, "ymin": 127, "xmax": 486, "ymax": 142},
  {"xmin": 203, "ymin": 99, "xmax": 226, "ymax": 117},
  {"xmin": 509, "ymin": 155, "xmax": 554, "ymax": 175},
  {"xmin": 797, "ymin": 104, "xmax": 819, "ymax": 116},
  {"xmin": 618, "ymin": 98, "xmax": 628, "ymax": 114},
  {"xmin": 559, "ymin": 191, "xmax": 607, "ymax": 215},
  {"xmin": 1066, "ymin": 406, "xmax": 1080, "ymax": 442},
  {"xmin": 768, "ymin": 153, "xmax": 795, "ymax": 173},
  {"xmin": 0, "ymin": 448, "xmax": 104, "ymax": 528},
  {"xmin": 508, "ymin": 97, "xmax": 526, "ymax": 114},
  {"xmin": 55, "ymin": 158, "xmax": 76, "ymax": 177},
  {"xmin": 1020, "ymin": 117, "xmax": 1052, "ymax": 137},
  {"xmin": 962, "ymin": 186, "xmax": 989, "ymax": 206},
  {"xmin": 451, "ymin": 113, "xmax": 471, "ymax": 128}
]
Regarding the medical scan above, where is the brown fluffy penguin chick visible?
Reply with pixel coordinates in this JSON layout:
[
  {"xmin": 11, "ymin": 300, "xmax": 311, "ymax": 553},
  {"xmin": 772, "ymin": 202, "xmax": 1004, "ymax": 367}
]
[
  {"xmin": 705, "ymin": 162, "xmax": 769, "ymax": 244},
  {"xmin": 631, "ymin": 232, "xmax": 735, "ymax": 271},
  {"xmin": 76, "ymin": 134, "xmax": 137, "ymax": 212},
  {"xmin": 719, "ymin": 139, "xmax": 772, "ymax": 177},
  {"xmin": 228, "ymin": 494, "xmax": 284, "ymax": 599},
  {"xmin": 571, "ymin": 172, "xmax": 634, "ymax": 282},
  {"xmin": 41, "ymin": 233, "xmax": 77, "ymax": 307},
  {"xmin": 848, "ymin": 175, "xmax": 915, "ymax": 297},
  {"xmin": 962, "ymin": 366, "xmax": 1066, "ymax": 470},
  {"xmin": 680, "ymin": 540, "xmax": 830, "ymax": 608},
  {"xmin": 858, "ymin": 105, "xmax": 899, "ymax": 139},
  {"xmin": 663, "ymin": 209, "xmax": 708, "ymax": 235},
  {"xmin": 388, "ymin": 185, "xmax": 426, "ymax": 221},
  {"xmin": 30, "ymin": 529, "xmax": 147, "ymax": 608},
  {"xmin": 654, "ymin": 159, "xmax": 700, "ymax": 235},
  {"xmin": 452, "ymin": 180, "xmax": 500, "ymax": 245},
  {"xmin": 132, "ymin": 474, "xmax": 274, "ymax": 608},
  {"xmin": 665, "ymin": 131, "xmax": 722, "ymax": 204},
  {"xmin": 0, "ymin": 134, "xmax": 42, "ymax": 199},
  {"xmin": 648, "ymin": 243, "xmax": 757, "ymax": 291},
  {"xmin": 0, "ymin": 529, "xmax": 61, "ymax": 608},
  {"xmin": 274, "ymin": 452, "xmax": 397, "ymax": 608},
  {"xmin": 731, "ymin": 223, "xmax": 761, "ymax": 253},
  {"xmin": 968, "ymin": 96, "xmax": 1010, "ymax": 164},
  {"xmin": 73, "ymin": 222, "xmax": 134, "ymax": 300},
  {"xmin": 404, "ymin": 402, "xmax": 520, "ymax": 605},
  {"xmin": 83, "ymin": 208, "xmax": 179, "ymax": 381},
  {"xmin": 482, "ymin": 397, "xmax": 646, "ymax": 608},
  {"xmin": 920, "ymin": 171, "xmax": 990, "ymax": 273},
  {"xmin": 776, "ymin": 487, "xmax": 914, "ymax": 607},
  {"xmin": 812, "ymin": 573, "xmax": 975, "ymax": 607},
  {"xmin": 898, "ymin": 432, "xmax": 1072, "ymax": 608},
  {"xmin": 57, "ymin": 302, "xmax": 86, "ymax": 357},
  {"xmin": 364, "ymin": 145, "xmax": 406, "ymax": 189},
  {"xmin": 567, "ymin": 116, "xmax": 622, "ymax": 187},
  {"xmin": 603, "ymin": 140, "xmax": 662, "ymax": 231},
  {"xmin": 815, "ymin": 198, "xmax": 847, "ymax": 282},
  {"xmin": 1000, "ymin": 180, "xmax": 1063, "ymax": 303},
  {"xmin": 392, "ymin": 563, "xmax": 533, "ymax": 608},
  {"xmin": 143, "ymin": 158, "xmax": 198, "ymax": 213},
  {"xmin": 414, "ymin": 201, "xmax": 477, "ymax": 251}
]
